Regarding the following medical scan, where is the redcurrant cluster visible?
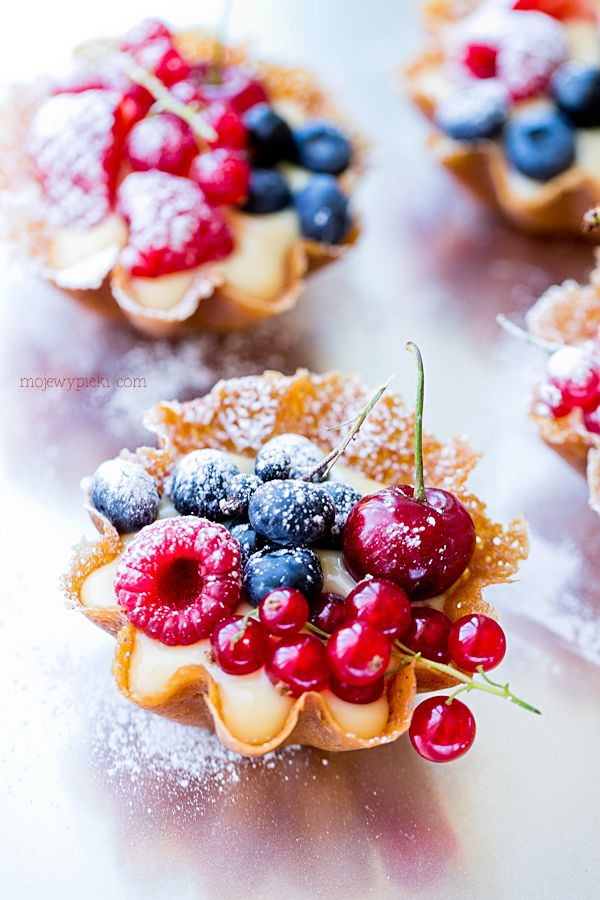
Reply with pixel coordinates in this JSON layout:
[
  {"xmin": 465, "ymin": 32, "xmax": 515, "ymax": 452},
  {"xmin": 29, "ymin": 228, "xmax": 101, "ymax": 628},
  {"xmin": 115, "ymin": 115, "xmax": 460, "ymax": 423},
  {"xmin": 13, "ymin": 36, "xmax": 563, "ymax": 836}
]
[{"xmin": 538, "ymin": 343, "xmax": 600, "ymax": 433}]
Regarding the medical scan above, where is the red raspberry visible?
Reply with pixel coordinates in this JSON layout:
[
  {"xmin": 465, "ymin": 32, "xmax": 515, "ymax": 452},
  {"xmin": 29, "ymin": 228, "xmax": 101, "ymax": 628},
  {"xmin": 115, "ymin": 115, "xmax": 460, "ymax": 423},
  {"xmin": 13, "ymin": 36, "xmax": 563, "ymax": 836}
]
[
  {"xmin": 125, "ymin": 112, "xmax": 198, "ymax": 176},
  {"xmin": 496, "ymin": 11, "xmax": 566, "ymax": 101},
  {"xmin": 28, "ymin": 89, "xmax": 124, "ymax": 228},
  {"xmin": 122, "ymin": 18, "xmax": 172, "ymax": 52},
  {"xmin": 204, "ymin": 102, "xmax": 247, "ymax": 150},
  {"xmin": 118, "ymin": 170, "xmax": 234, "ymax": 277},
  {"xmin": 115, "ymin": 516, "xmax": 241, "ymax": 646},
  {"xmin": 190, "ymin": 149, "xmax": 250, "ymax": 205},
  {"xmin": 132, "ymin": 37, "xmax": 190, "ymax": 87}
]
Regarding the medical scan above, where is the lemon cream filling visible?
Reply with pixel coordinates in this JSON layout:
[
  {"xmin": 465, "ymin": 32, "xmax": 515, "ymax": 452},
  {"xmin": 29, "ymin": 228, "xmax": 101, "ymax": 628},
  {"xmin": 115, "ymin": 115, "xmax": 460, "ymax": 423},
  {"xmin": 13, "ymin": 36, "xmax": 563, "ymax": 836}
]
[
  {"xmin": 48, "ymin": 213, "xmax": 127, "ymax": 270},
  {"xmin": 322, "ymin": 689, "xmax": 389, "ymax": 739}
]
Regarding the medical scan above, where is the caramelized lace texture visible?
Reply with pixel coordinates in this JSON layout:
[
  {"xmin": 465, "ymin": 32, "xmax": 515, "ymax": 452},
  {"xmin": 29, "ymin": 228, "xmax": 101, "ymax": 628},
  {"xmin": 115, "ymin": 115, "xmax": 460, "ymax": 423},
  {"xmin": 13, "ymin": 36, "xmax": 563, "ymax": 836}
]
[
  {"xmin": 526, "ymin": 254, "xmax": 600, "ymax": 514},
  {"xmin": 63, "ymin": 371, "xmax": 529, "ymax": 755},
  {"xmin": 0, "ymin": 30, "xmax": 365, "ymax": 338},
  {"xmin": 404, "ymin": 0, "xmax": 600, "ymax": 238}
]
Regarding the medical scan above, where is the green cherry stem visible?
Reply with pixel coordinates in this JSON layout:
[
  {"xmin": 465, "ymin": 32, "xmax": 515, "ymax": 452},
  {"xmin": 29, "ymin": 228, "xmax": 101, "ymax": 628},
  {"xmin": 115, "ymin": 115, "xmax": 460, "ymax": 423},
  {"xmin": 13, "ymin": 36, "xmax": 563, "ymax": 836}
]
[
  {"xmin": 406, "ymin": 342, "xmax": 426, "ymax": 503},
  {"xmin": 229, "ymin": 607, "xmax": 258, "ymax": 648}
]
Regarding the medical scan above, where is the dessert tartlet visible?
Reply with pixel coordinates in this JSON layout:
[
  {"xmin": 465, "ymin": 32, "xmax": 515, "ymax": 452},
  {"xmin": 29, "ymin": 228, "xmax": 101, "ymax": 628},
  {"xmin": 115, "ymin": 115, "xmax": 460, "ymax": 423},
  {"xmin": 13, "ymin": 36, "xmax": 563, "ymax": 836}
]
[
  {"xmin": 405, "ymin": 0, "xmax": 600, "ymax": 236},
  {"xmin": 1, "ymin": 18, "xmax": 363, "ymax": 336},
  {"xmin": 63, "ymin": 367, "xmax": 533, "ymax": 760}
]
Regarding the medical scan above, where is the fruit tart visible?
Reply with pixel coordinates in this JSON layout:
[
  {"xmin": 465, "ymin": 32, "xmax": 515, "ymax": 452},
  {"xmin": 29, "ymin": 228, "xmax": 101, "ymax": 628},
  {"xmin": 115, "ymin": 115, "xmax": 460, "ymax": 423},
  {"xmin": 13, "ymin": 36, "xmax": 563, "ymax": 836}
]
[
  {"xmin": 405, "ymin": 0, "xmax": 600, "ymax": 237},
  {"xmin": 1, "ymin": 18, "xmax": 363, "ymax": 336},
  {"xmin": 63, "ymin": 361, "xmax": 536, "ymax": 760}
]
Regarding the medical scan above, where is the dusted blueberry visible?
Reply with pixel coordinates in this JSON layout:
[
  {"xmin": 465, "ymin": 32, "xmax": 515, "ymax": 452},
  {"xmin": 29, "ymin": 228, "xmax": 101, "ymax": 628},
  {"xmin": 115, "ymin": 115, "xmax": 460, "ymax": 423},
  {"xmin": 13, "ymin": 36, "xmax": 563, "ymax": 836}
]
[
  {"xmin": 294, "ymin": 121, "xmax": 352, "ymax": 174},
  {"xmin": 170, "ymin": 449, "xmax": 239, "ymax": 520},
  {"xmin": 295, "ymin": 175, "xmax": 351, "ymax": 245},
  {"xmin": 552, "ymin": 62, "xmax": 600, "ymax": 128},
  {"xmin": 436, "ymin": 81, "xmax": 508, "ymax": 141},
  {"xmin": 504, "ymin": 109, "xmax": 575, "ymax": 182},
  {"xmin": 257, "ymin": 433, "xmax": 324, "ymax": 480},
  {"xmin": 255, "ymin": 445, "xmax": 291, "ymax": 482},
  {"xmin": 91, "ymin": 458, "xmax": 159, "ymax": 533},
  {"xmin": 243, "ymin": 103, "xmax": 296, "ymax": 165},
  {"xmin": 249, "ymin": 479, "xmax": 336, "ymax": 546},
  {"xmin": 243, "ymin": 547, "xmax": 324, "ymax": 606},
  {"xmin": 220, "ymin": 473, "xmax": 262, "ymax": 517},
  {"xmin": 320, "ymin": 481, "xmax": 362, "ymax": 548},
  {"xmin": 230, "ymin": 523, "xmax": 266, "ymax": 566},
  {"xmin": 242, "ymin": 168, "xmax": 292, "ymax": 214}
]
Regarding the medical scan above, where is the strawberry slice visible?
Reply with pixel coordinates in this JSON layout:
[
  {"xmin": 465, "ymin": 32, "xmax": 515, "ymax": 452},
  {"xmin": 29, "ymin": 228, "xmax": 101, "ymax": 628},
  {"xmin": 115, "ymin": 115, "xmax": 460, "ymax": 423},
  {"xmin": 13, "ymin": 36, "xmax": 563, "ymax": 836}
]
[{"xmin": 118, "ymin": 170, "xmax": 234, "ymax": 277}]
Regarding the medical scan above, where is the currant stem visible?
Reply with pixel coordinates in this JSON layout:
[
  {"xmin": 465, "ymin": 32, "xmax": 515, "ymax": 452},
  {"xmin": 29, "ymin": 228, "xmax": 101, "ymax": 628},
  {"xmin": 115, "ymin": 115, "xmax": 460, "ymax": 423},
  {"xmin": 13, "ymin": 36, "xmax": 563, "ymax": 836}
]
[
  {"xmin": 229, "ymin": 608, "xmax": 257, "ymax": 648},
  {"xmin": 301, "ymin": 375, "xmax": 394, "ymax": 481},
  {"xmin": 406, "ymin": 342, "xmax": 426, "ymax": 504},
  {"xmin": 496, "ymin": 314, "xmax": 563, "ymax": 354}
]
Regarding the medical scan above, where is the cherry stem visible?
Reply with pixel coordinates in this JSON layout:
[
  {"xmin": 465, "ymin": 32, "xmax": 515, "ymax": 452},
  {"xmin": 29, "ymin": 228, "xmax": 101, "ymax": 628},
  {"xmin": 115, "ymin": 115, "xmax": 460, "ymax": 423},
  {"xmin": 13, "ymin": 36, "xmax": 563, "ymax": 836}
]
[
  {"xmin": 301, "ymin": 375, "xmax": 394, "ymax": 482},
  {"xmin": 406, "ymin": 342, "xmax": 426, "ymax": 503},
  {"xmin": 229, "ymin": 607, "xmax": 257, "ymax": 648},
  {"xmin": 496, "ymin": 314, "xmax": 563, "ymax": 354},
  {"xmin": 210, "ymin": 0, "xmax": 235, "ymax": 85},
  {"xmin": 582, "ymin": 205, "xmax": 600, "ymax": 234},
  {"xmin": 392, "ymin": 643, "xmax": 541, "ymax": 715}
]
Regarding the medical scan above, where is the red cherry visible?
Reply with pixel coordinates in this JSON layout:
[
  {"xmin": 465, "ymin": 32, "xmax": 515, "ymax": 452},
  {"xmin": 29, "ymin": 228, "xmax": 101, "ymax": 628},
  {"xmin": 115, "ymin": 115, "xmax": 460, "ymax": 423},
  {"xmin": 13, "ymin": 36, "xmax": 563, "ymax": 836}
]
[
  {"xmin": 409, "ymin": 697, "xmax": 476, "ymax": 763},
  {"xmin": 190, "ymin": 149, "xmax": 250, "ymax": 205},
  {"xmin": 125, "ymin": 113, "xmax": 198, "ymax": 176},
  {"xmin": 402, "ymin": 607, "xmax": 451, "ymax": 664},
  {"xmin": 117, "ymin": 85, "xmax": 154, "ymax": 133},
  {"xmin": 327, "ymin": 621, "xmax": 391, "ymax": 686},
  {"xmin": 204, "ymin": 102, "xmax": 248, "ymax": 150},
  {"xmin": 448, "ymin": 614, "xmax": 506, "ymax": 672},
  {"xmin": 309, "ymin": 592, "xmax": 346, "ymax": 634},
  {"xmin": 344, "ymin": 578, "xmax": 411, "ymax": 640},
  {"xmin": 122, "ymin": 18, "xmax": 171, "ymax": 52},
  {"xmin": 266, "ymin": 634, "xmax": 329, "ymax": 697},
  {"xmin": 546, "ymin": 347, "xmax": 600, "ymax": 412},
  {"xmin": 258, "ymin": 588, "xmax": 309, "ymax": 636},
  {"xmin": 462, "ymin": 43, "xmax": 498, "ymax": 79},
  {"xmin": 329, "ymin": 675, "xmax": 385, "ymax": 704},
  {"xmin": 210, "ymin": 615, "xmax": 269, "ymax": 675},
  {"xmin": 132, "ymin": 37, "xmax": 190, "ymax": 87},
  {"xmin": 583, "ymin": 405, "xmax": 600, "ymax": 434}
]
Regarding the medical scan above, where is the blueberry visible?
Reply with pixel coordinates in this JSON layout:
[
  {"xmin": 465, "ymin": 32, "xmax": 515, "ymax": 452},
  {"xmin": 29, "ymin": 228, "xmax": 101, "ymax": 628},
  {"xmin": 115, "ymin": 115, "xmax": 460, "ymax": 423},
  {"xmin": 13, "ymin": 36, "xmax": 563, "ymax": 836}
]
[
  {"xmin": 220, "ymin": 473, "xmax": 262, "ymax": 517},
  {"xmin": 319, "ymin": 481, "xmax": 362, "ymax": 548},
  {"xmin": 294, "ymin": 121, "xmax": 352, "ymax": 175},
  {"xmin": 552, "ymin": 62, "xmax": 600, "ymax": 128},
  {"xmin": 257, "ymin": 433, "xmax": 324, "ymax": 480},
  {"xmin": 91, "ymin": 458, "xmax": 159, "ymax": 533},
  {"xmin": 242, "ymin": 168, "xmax": 292, "ymax": 214},
  {"xmin": 170, "ymin": 449, "xmax": 239, "ymax": 520},
  {"xmin": 436, "ymin": 81, "xmax": 508, "ymax": 141},
  {"xmin": 243, "ymin": 103, "xmax": 296, "ymax": 166},
  {"xmin": 230, "ymin": 523, "xmax": 267, "ymax": 566},
  {"xmin": 243, "ymin": 547, "xmax": 324, "ymax": 606},
  {"xmin": 295, "ymin": 174, "xmax": 351, "ymax": 245},
  {"xmin": 248, "ymin": 479, "xmax": 335, "ymax": 546},
  {"xmin": 504, "ymin": 109, "xmax": 575, "ymax": 182},
  {"xmin": 254, "ymin": 446, "xmax": 291, "ymax": 482}
]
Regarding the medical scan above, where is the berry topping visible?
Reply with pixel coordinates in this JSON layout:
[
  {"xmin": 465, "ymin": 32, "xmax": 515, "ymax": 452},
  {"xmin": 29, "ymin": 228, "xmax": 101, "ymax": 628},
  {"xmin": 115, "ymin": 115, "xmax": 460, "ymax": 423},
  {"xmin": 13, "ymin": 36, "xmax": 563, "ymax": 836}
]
[
  {"xmin": 537, "ymin": 379, "xmax": 573, "ymax": 418},
  {"xmin": 329, "ymin": 675, "xmax": 385, "ymax": 704},
  {"xmin": 125, "ymin": 112, "xmax": 197, "ymax": 176},
  {"xmin": 243, "ymin": 103, "xmax": 296, "ymax": 165},
  {"xmin": 210, "ymin": 615, "xmax": 269, "ymax": 675},
  {"xmin": 258, "ymin": 588, "xmax": 309, "ymax": 635},
  {"xmin": 402, "ymin": 607, "xmax": 451, "ymax": 663},
  {"xmin": 583, "ymin": 405, "xmax": 600, "ymax": 435},
  {"xmin": 294, "ymin": 121, "xmax": 352, "ymax": 175},
  {"xmin": 228, "ymin": 523, "xmax": 269, "ymax": 566},
  {"xmin": 248, "ymin": 480, "xmax": 336, "ymax": 547},
  {"xmin": 243, "ymin": 547, "xmax": 324, "ymax": 607},
  {"xmin": 220, "ymin": 473, "xmax": 262, "ymax": 518},
  {"xmin": 204, "ymin": 102, "xmax": 248, "ymax": 150},
  {"xmin": 131, "ymin": 36, "xmax": 190, "ymax": 86},
  {"xmin": 115, "ymin": 517, "xmax": 241, "ymax": 645},
  {"xmin": 170, "ymin": 449, "xmax": 239, "ymax": 520},
  {"xmin": 448, "ymin": 614, "xmax": 507, "ymax": 672},
  {"xmin": 504, "ymin": 107, "xmax": 575, "ymax": 184},
  {"xmin": 547, "ymin": 346, "xmax": 600, "ymax": 412},
  {"xmin": 320, "ymin": 482, "xmax": 362, "ymax": 548},
  {"xmin": 118, "ymin": 171, "xmax": 234, "ymax": 276},
  {"xmin": 409, "ymin": 697, "xmax": 476, "ymax": 763},
  {"xmin": 511, "ymin": 0, "xmax": 594, "ymax": 18},
  {"xmin": 121, "ymin": 18, "xmax": 171, "ymax": 52},
  {"xmin": 29, "ymin": 90, "xmax": 125, "ymax": 228},
  {"xmin": 190, "ymin": 149, "xmax": 250, "ymax": 205},
  {"xmin": 242, "ymin": 168, "xmax": 292, "ymax": 214},
  {"xmin": 254, "ymin": 445, "xmax": 292, "ymax": 482},
  {"xmin": 495, "ymin": 11, "xmax": 566, "ymax": 101},
  {"xmin": 310, "ymin": 592, "xmax": 346, "ymax": 634},
  {"xmin": 552, "ymin": 63, "xmax": 600, "ymax": 128},
  {"xmin": 90, "ymin": 458, "xmax": 159, "ymax": 533},
  {"xmin": 118, "ymin": 85, "xmax": 154, "ymax": 132},
  {"xmin": 327, "ymin": 621, "xmax": 391, "ymax": 686},
  {"xmin": 345, "ymin": 578, "xmax": 411, "ymax": 640},
  {"xmin": 462, "ymin": 42, "xmax": 498, "ymax": 79},
  {"xmin": 266, "ymin": 633, "xmax": 329, "ymax": 697},
  {"xmin": 436, "ymin": 81, "xmax": 508, "ymax": 141},
  {"xmin": 295, "ymin": 175, "xmax": 351, "ymax": 245},
  {"xmin": 189, "ymin": 64, "xmax": 268, "ymax": 114},
  {"xmin": 256, "ymin": 434, "xmax": 324, "ymax": 480}
]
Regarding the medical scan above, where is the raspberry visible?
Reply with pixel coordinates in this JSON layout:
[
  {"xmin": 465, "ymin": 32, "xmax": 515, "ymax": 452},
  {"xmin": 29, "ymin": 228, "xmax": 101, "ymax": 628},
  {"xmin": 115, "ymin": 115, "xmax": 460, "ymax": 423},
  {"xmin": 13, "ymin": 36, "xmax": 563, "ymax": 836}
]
[
  {"xmin": 115, "ymin": 516, "xmax": 241, "ymax": 645},
  {"xmin": 496, "ymin": 12, "xmax": 566, "ymax": 100},
  {"xmin": 118, "ymin": 170, "xmax": 234, "ymax": 277},
  {"xmin": 28, "ymin": 89, "xmax": 125, "ymax": 228},
  {"xmin": 190, "ymin": 149, "xmax": 250, "ymax": 205},
  {"xmin": 125, "ymin": 112, "xmax": 198, "ymax": 176}
]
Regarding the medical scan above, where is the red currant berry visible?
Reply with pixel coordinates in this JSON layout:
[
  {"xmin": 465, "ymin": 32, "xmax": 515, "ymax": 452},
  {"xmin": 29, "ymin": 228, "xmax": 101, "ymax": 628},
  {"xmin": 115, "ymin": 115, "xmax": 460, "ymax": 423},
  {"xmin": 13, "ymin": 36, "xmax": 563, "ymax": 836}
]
[
  {"xmin": 448, "ymin": 614, "xmax": 506, "ymax": 672},
  {"xmin": 537, "ymin": 380, "xmax": 573, "ymax": 418},
  {"xmin": 402, "ymin": 607, "xmax": 451, "ymax": 664},
  {"xmin": 345, "ymin": 578, "xmax": 411, "ymax": 640},
  {"xmin": 192, "ymin": 65, "xmax": 268, "ymax": 114},
  {"xmin": 327, "ymin": 621, "xmax": 391, "ymax": 686},
  {"xmin": 125, "ymin": 113, "xmax": 198, "ymax": 176},
  {"xmin": 409, "ymin": 697, "xmax": 476, "ymax": 763},
  {"xmin": 266, "ymin": 634, "xmax": 329, "ymax": 697},
  {"xmin": 547, "ymin": 346, "xmax": 600, "ymax": 412},
  {"xmin": 190, "ymin": 149, "xmax": 250, "ymax": 205},
  {"xmin": 462, "ymin": 43, "xmax": 498, "ymax": 79},
  {"xmin": 310, "ymin": 592, "xmax": 346, "ymax": 634},
  {"xmin": 122, "ymin": 18, "xmax": 171, "ymax": 52},
  {"xmin": 258, "ymin": 588, "xmax": 309, "ymax": 636},
  {"xmin": 329, "ymin": 675, "xmax": 385, "ymax": 704},
  {"xmin": 210, "ymin": 616, "xmax": 269, "ymax": 675},
  {"xmin": 205, "ymin": 102, "xmax": 247, "ymax": 150},
  {"xmin": 583, "ymin": 405, "xmax": 600, "ymax": 434},
  {"xmin": 117, "ymin": 85, "xmax": 154, "ymax": 133}
]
